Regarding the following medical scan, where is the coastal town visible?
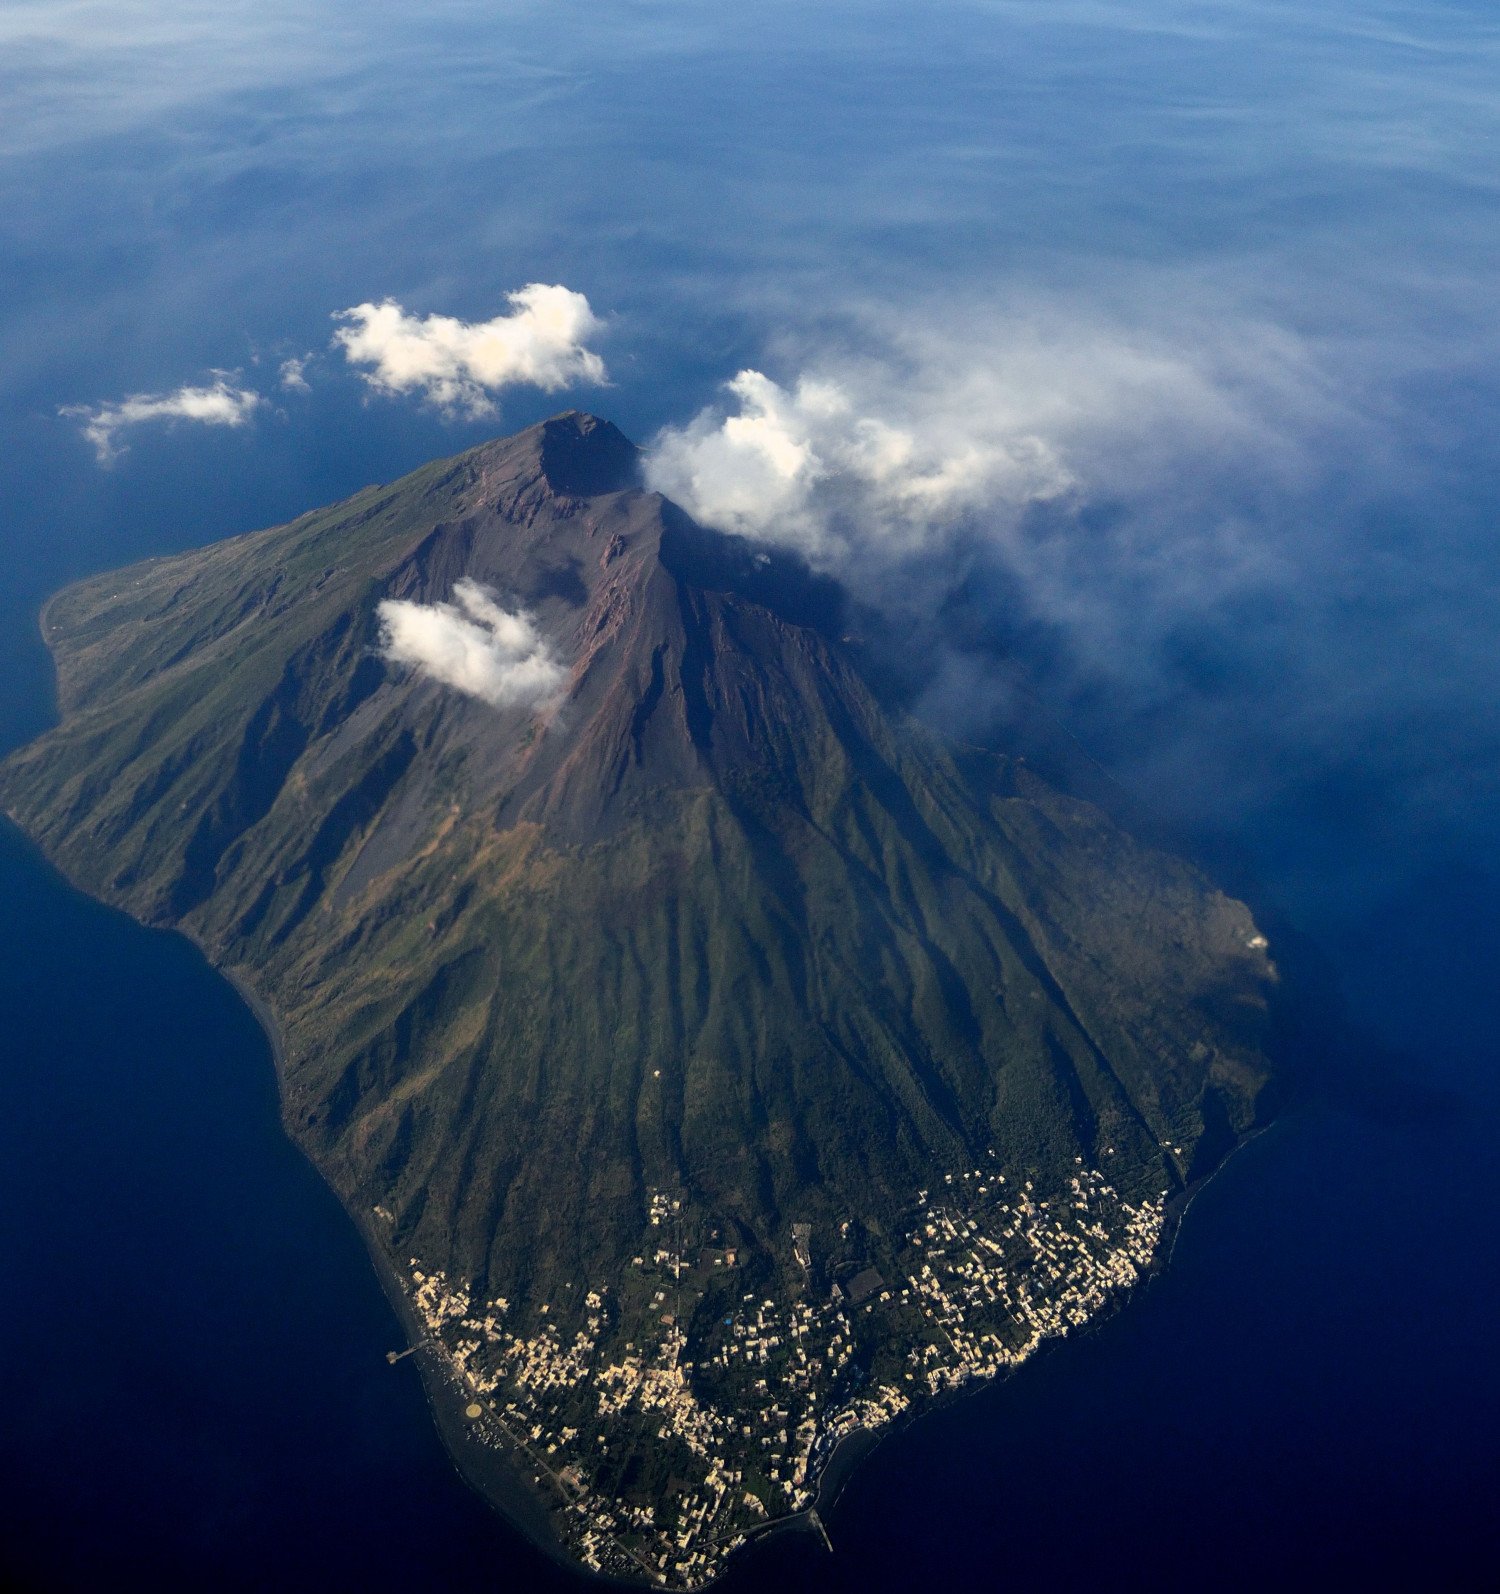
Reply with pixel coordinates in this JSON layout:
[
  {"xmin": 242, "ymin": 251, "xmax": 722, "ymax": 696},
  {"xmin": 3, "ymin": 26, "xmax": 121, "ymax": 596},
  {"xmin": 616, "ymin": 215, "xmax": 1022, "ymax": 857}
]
[{"xmin": 401, "ymin": 1155, "xmax": 1170, "ymax": 1588}]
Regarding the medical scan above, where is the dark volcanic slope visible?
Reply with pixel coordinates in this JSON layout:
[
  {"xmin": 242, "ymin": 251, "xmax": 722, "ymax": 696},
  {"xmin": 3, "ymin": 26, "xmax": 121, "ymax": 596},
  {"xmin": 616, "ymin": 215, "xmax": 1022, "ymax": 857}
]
[{"xmin": 0, "ymin": 413, "xmax": 1280, "ymax": 1585}]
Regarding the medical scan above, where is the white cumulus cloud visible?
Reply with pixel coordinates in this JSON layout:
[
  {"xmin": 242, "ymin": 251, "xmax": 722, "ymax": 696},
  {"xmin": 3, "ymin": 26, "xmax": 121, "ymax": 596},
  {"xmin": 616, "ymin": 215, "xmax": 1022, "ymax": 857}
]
[
  {"xmin": 377, "ymin": 579, "xmax": 566, "ymax": 710},
  {"xmin": 647, "ymin": 365, "xmax": 1073, "ymax": 563},
  {"xmin": 63, "ymin": 376, "xmax": 264, "ymax": 464},
  {"xmin": 333, "ymin": 284, "xmax": 606, "ymax": 417}
]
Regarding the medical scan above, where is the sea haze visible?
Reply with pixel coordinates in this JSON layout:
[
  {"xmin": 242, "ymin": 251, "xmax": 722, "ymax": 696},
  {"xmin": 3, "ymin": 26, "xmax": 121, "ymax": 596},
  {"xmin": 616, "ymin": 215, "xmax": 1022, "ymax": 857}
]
[{"xmin": 1, "ymin": 3, "xmax": 1497, "ymax": 1589}]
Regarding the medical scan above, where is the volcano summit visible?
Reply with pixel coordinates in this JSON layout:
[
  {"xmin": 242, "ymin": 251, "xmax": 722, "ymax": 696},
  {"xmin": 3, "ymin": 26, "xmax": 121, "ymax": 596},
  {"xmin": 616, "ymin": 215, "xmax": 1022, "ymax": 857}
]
[{"xmin": 0, "ymin": 413, "xmax": 1281, "ymax": 1585}]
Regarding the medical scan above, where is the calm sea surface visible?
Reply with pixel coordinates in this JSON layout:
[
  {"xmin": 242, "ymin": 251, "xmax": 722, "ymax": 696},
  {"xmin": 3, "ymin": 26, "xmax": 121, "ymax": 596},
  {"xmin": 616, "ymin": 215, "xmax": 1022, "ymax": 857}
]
[{"xmin": 3, "ymin": 4, "xmax": 1497, "ymax": 1588}]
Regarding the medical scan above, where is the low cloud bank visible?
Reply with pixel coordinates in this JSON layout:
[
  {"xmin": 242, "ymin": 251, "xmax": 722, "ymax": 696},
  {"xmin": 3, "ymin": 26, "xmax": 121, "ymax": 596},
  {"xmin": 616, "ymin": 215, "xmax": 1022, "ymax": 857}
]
[
  {"xmin": 642, "ymin": 302, "xmax": 1368, "ymax": 713},
  {"xmin": 377, "ymin": 579, "xmax": 566, "ymax": 710},
  {"xmin": 333, "ymin": 284, "xmax": 605, "ymax": 417},
  {"xmin": 63, "ymin": 376, "xmax": 264, "ymax": 463},
  {"xmin": 645, "ymin": 307, "xmax": 1338, "ymax": 577}
]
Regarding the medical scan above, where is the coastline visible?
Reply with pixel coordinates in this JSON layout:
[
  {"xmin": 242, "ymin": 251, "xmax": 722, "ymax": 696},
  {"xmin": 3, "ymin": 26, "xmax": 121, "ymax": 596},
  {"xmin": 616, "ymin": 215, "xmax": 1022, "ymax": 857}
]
[{"xmin": 798, "ymin": 1106, "xmax": 1289, "ymax": 1557}]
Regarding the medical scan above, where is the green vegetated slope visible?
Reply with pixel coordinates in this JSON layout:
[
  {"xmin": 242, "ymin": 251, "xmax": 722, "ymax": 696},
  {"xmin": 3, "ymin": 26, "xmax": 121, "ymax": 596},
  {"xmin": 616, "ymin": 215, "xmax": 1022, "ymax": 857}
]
[
  {"xmin": 2, "ymin": 413, "xmax": 1277, "ymax": 1290},
  {"xmin": 1, "ymin": 414, "xmax": 1280, "ymax": 1573}
]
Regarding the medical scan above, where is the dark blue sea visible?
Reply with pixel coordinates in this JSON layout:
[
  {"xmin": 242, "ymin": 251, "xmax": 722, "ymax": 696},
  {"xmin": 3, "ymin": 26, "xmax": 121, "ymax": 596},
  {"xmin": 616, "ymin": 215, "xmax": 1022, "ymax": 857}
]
[{"xmin": 2, "ymin": 4, "xmax": 1497, "ymax": 1589}]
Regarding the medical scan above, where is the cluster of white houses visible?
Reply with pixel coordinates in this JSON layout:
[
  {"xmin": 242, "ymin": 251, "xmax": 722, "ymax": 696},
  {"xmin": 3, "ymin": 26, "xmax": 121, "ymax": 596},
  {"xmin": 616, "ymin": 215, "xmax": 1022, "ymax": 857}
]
[{"xmin": 403, "ymin": 1161, "xmax": 1169, "ymax": 1588}]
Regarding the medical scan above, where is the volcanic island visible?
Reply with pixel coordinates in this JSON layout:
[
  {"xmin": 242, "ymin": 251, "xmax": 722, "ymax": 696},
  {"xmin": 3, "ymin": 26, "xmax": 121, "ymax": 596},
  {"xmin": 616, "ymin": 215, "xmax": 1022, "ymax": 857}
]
[{"xmin": 0, "ymin": 413, "xmax": 1283, "ymax": 1586}]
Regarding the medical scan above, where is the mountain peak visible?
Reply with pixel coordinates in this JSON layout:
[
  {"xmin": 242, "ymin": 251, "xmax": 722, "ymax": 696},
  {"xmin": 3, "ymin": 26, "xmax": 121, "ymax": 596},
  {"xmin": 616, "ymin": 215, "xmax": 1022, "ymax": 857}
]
[
  {"xmin": 537, "ymin": 410, "xmax": 641, "ymax": 496},
  {"xmin": 471, "ymin": 410, "xmax": 641, "ymax": 499}
]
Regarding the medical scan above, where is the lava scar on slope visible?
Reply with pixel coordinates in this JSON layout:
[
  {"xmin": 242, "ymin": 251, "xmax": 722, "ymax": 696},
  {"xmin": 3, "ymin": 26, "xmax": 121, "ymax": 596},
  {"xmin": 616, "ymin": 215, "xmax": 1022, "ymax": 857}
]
[{"xmin": 0, "ymin": 412, "xmax": 1282, "ymax": 1587}]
